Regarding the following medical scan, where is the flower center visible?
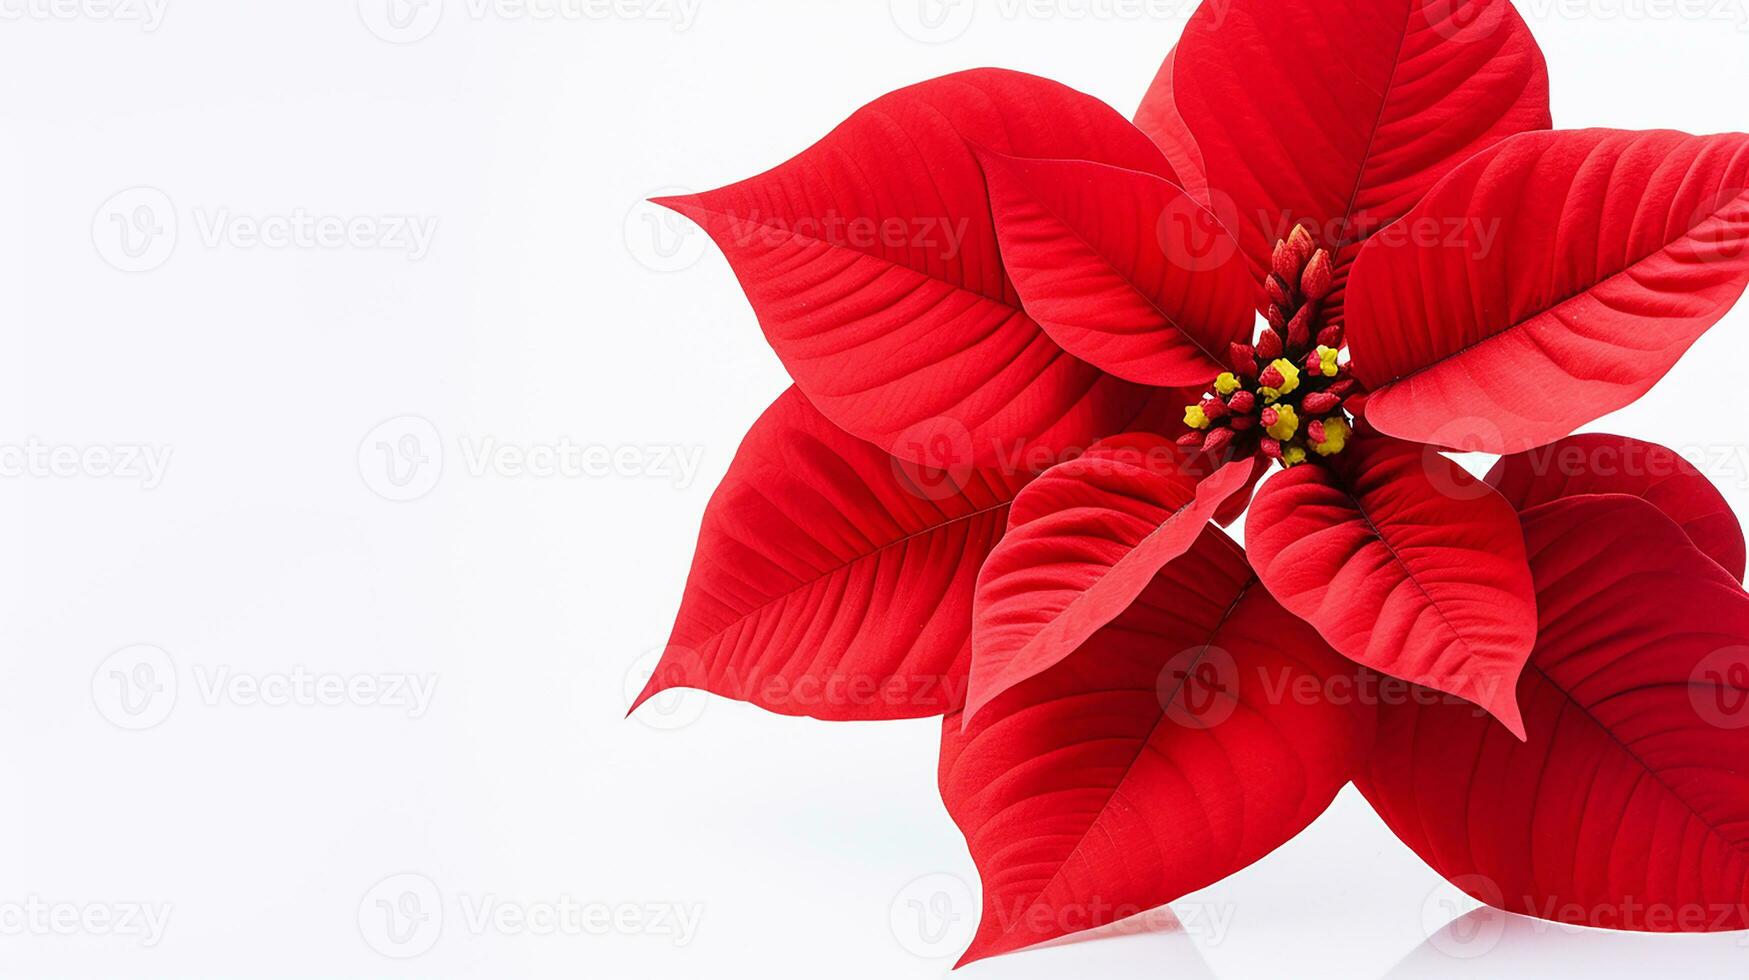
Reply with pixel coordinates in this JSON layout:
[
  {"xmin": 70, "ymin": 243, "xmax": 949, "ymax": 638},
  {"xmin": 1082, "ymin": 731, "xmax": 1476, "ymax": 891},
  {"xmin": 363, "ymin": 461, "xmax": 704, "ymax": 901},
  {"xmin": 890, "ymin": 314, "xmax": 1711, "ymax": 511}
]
[{"xmin": 1179, "ymin": 225, "xmax": 1357, "ymax": 467}]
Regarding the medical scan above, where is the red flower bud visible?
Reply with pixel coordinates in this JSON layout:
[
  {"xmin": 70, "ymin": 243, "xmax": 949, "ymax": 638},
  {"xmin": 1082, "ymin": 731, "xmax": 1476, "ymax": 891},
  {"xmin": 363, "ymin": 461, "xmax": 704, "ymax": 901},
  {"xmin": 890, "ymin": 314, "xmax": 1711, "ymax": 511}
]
[
  {"xmin": 1271, "ymin": 240, "xmax": 1299, "ymax": 283},
  {"xmin": 1257, "ymin": 329, "xmax": 1284, "ymax": 360},
  {"xmin": 1286, "ymin": 224, "xmax": 1316, "ymax": 267},
  {"xmin": 1307, "ymin": 420, "xmax": 1327, "ymax": 445},
  {"xmin": 1264, "ymin": 303, "xmax": 1288, "ymax": 332},
  {"xmin": 1177, "ymin": 431, "xmax": 1205, "ymax": 447},
  {"xmin": 1301, "ymin": 250, "xmax": 1334, "ymax": 301},
  {"xmin": 1317, "ymin": 325, "xmax": 1344, "ymax": 349},
  {"xmin": 1228, "ymin": 341, "xmax": 1256, "ymax": 373},
  {"xmin": 1260, "ymin": 438, "xmax": 1284, "ymax": 460},
  {"xmin": 1201, "ymin": 396, "xmax": 1229, "ymax": 420},
  {"xmin": 1260, "ymin": 407, "xmax": 1279, "ymax": 428},
  {"xmin": 1258, "ymin": 364, "xmax": 1285, "ymax": 389},
  {"xmin": 1326, "ymin": 379, "xmax": 1357, "ymax": 398},
  {"xmin": 1301, "ymin": 391, "xmax": 1340, "ymax": 415},
  {"xmin": 1267, "ymin": 274, "xmax": 1292, "ymax": 308},
  {"xmin": 1202, "ymin": 426, "xmax": 1234, "ymax": 455},
  {"xmin": 1287, "ymin": 307, "xmax": 1313, "ymax": 352},
  {"xmin": 1227, "ymin": 390, "xmax": 1256, "ymax": 414},
  {"xmin": 1230, "ymin": 415, "xmax": 1256, "ymax": 431},
  {"xmin": 1305, "ymin": 351, "xmax": 1324, "ymax": 375}
]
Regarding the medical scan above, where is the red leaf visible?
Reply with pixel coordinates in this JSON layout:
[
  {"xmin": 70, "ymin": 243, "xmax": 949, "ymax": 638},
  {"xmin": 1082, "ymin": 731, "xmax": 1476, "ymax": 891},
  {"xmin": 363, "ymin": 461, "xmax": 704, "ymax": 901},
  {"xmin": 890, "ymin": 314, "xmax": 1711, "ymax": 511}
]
[
  {"xmin": 1357, "ymin": 495, "xmax": 1749, "ymax": 932},
  {"xmin": 657, "ymin": 69, "xmax": 1174, "ymax": 466},
  {"xmin": 630, "ymin": 388, "xmax": 1030, "ymax": 721},
  {"xmin": 966, "ymin": 454, "xmax": 1256, "ymax": 723},
  {"xmin": 1160, "ymin": 0, "xmax": 1550, "ymax": 319},
  {"xmin": 942, "ymin": 527, "xmax": 1373, "ymax": 965},
  {"xmin": 1488, "ymin": 433, "xmax": 1746, "ymax": 582},
  {"xmin": 978, "ymin": 150, "xmax": 1259, "ymax": 386},
  {"xmin": 1132, "ymin": 45, "xmax": 1210, "ymax": 206},
  {"xmin": 1246, "ymin": 434, "xmax": 1536, "ymax": 736},
  {"xmin": 1347, "ymin": 129, "xmax": 1749, "ymax": 453}
]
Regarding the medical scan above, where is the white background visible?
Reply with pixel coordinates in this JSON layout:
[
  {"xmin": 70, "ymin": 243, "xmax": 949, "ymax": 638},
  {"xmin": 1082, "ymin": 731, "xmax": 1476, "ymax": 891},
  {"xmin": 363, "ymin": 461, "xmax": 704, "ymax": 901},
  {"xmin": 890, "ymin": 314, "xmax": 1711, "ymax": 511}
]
[{"xmin": 3, "ymin": 0, "xmax": 1749, "ymax": 977}]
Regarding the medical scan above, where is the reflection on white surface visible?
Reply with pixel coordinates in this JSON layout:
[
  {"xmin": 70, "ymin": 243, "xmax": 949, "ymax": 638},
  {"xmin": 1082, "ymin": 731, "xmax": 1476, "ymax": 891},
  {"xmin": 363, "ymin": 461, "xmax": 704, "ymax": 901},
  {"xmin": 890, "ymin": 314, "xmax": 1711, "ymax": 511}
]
[
  {"xmin": 960, "ymin": 907, "xmax": 1218, "ymax": 980},
  {"xmin": 1385, "ymin": 907, "xmax": 1749, "ymax": 978}
]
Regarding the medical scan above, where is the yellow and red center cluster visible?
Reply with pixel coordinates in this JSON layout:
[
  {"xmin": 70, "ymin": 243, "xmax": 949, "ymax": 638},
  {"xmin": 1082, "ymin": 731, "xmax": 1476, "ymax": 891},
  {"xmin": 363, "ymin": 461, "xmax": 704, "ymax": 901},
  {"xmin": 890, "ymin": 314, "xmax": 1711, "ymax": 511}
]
[{"xmin": 1179, "ymin": 226, "xmax": 1357, "ymax": 467}]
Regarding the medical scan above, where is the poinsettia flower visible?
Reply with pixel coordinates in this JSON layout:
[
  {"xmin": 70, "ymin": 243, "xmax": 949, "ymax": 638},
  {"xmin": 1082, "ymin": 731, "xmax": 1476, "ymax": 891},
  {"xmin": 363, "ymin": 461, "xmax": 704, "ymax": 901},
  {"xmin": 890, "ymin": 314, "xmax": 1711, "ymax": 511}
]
[{"xmin": 636, "ymin": 0, "xmax": 1749, "ymax": 966}]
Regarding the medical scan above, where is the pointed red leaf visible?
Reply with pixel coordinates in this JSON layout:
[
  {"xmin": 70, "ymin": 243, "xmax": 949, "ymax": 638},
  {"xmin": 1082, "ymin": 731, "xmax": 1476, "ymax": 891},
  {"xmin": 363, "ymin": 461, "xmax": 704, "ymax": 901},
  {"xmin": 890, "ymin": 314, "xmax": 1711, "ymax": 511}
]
[
  {"xmin": 966, "ymin": 454, "xmax": 1256, "ymax": 723},
  {"xmin": 1358, "ymin": 495, "xmax": 1749, "ymax": 932},
  {"xmin": 657, "ymin": 69, "xmax": 1174, "ymax": 466},
  {"xmin": 1246, "ymin": 434, "xmax": 1536, "ymax": 736},
  {"xmin": 1161, "ymin": 0, "xmax": 1550, "ymax": 319},
  {"xmin": 1132, "ymin": 45, "xmax": 1210, "ymax": 207},
  {"xmin": 977, "ymin": 150, "xmax": 1258, "ymax": 386},
  {"xmin": 942, "ymin": 528, "xmax": 1374, "ymax": 965},
  {"xmin": 1348, "ymin": 129, "xmax": 1749, "ymax": 453},
  {"xmin": 1488, "ymin": 433, "xmax": 1746, "ymax": 582},
  {"xmin": 630, "ymin": 388, "xmax": 1031, "ymax": 721}
]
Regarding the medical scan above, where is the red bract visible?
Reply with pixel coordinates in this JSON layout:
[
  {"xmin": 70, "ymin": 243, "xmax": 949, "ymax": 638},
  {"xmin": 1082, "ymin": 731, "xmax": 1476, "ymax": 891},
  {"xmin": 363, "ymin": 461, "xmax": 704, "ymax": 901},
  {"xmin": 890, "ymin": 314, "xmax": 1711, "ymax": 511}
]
[{"xmin": 637, "ymin": 0, "xmax": 1749, "ymax": 965}]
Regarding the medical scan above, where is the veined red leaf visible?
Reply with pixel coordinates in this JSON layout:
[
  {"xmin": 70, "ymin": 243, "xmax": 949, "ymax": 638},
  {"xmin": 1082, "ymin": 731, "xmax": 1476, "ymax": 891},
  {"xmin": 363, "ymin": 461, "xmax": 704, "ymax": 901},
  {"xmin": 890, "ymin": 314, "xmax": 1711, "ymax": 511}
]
[
  {"xmin": 1246, "ymin": 434, "xmax": 1536, "ymax": 736},
  {"xmin": 630, "ymin": 387, "xmax": 1030, "ymax": 721},
  {"xmin": 977, "ymin": 151, "xmax": 1258, "ymax": 386},
  {"xmin": 966, "ymin": 454, "xmax": 1255, "ymax": 723},
  {"xmin": 942, "ymin": 527, "xmax": 1373, "ymax": 965},
  {"xmin": 1348, "ymin": 129, "xmax": 1749, "ymax": 453},
  {"xmin": 1162, "ymin": 0, "xmax": 1550, "ymax": 320},
  {"xmin": 1358, "ymin": 495, "xmax": 1749, "ymax": 932},
  {"xmin": 1132, "ymin": 46, "xmax": 1210, "ymax": 206},
  {"xmin": 1488, "ymin": 433, "xmax": 1746, "ymax": 582},
  {"xmin": 657, "ymin": 69, "xmax": 1174, "ymax": 466}
]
